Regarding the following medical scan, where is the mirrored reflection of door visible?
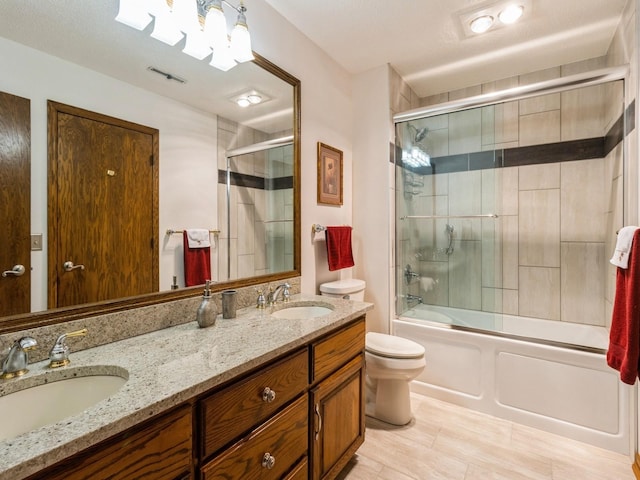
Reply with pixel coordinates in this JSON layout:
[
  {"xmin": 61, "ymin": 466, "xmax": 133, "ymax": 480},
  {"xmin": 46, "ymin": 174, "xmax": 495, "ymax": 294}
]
[
  {"xmin": 48, "ymin": 102, "xmax": 159, "ymax": 309},
  {"xmin": 0, "ymin": 91, "xmax": 30, "ymax": 316}
]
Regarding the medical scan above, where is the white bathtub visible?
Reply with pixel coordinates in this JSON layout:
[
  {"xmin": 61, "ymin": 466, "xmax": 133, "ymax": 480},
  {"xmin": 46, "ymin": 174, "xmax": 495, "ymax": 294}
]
[{"xmin": 393, "ymin": 305, "xmax": 632, "ymax": 455}]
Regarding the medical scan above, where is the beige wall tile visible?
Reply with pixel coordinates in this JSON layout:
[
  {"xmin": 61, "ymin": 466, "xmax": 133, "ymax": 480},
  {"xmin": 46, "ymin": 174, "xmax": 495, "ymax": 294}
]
[
  {"xmin": 519, "ymin": 110, "xmax": 561, "ymax": 146},
  {"xmin": 560, "ymin": 242, "xmax": 605, "ymax": 326},
  {"xmin": 449, "ymin": 85, "xmax": 482, "ymax": 101},
  {"xmin": 519, "ymin": 266, "xmax": 561, "ymax": 320},
  {"xmin": 560, "ymin": 158, "xmax": 605, "ymax": 242},
  {"xmin": 420, "ymin": 260, "xmax": 449, "ymax": 306},
  {"xmin": 561, "ymin": 84, "xmax": 606, "ymax": 141},
  {"xmin": 449, "ymin": 240, "xmax": 482, "ymax": 310},
  {"xmin": 421, "ymin": 92, "xmax": 449, "ymax": 107},
  {"xmin": 519, "ymin": 189, "xmax": 560, "ymax": 267},
  {"xmin": 503, "ymin": 289, "xmax": 519, "ymax": 315},
  {"xmin": 482, "ymin": 216, "xmax": 502, "ymax": 289},
  {"xmin": 237, "ymin": 203, "xmax": 255, "ymax": 255},
  {"xmin": 482, "ymin": 287, "xmax": 503, "ymax": 313},
  {"xmin": 449, "ymin": 109, "xmax": 482, "ymax": 155},
  {"xmin": 519, "ymin": 163, "xmax": 560, "ymax": 190},
  {"xmin": 519, "ymin": 67, "xmax": 561, "ymax": 115},
  {"xmin": 502, "ymin": 215, "xmax": 519, "ymax": 290},
  {"xmin": 449, "ymin": 171, "xmax": 482, "ymax": 241}
]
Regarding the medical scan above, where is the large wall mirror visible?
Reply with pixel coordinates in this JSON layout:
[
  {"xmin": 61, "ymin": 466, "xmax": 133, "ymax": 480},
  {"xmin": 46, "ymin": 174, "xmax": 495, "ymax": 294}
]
[{"xmin": 0, "ymin": 0, "xmax": 300, "ymax": 334}]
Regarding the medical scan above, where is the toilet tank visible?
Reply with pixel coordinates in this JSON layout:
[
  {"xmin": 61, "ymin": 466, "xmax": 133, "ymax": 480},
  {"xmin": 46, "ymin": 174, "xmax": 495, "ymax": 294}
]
[{"xmin": 319, "ymin": 279, "xmax": 366, "ymax": 301}]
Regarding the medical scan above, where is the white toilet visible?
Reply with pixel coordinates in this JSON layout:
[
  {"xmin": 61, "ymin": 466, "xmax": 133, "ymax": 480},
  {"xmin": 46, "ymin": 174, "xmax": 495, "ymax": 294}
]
[{"xmin": 319, "ymin": 278, "xmax": 426, "ymax": 426}]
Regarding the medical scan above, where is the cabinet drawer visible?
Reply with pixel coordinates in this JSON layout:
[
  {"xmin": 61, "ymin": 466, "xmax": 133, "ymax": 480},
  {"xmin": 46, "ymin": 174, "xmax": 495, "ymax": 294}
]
[
  {"xmin": 201, "ymin": 395, "xmax": 308, "ymax": 480},
  {"xmin": 201, "ymin": 348, "xmax": 309, "ymax": 457},
  {"xmin": 284, "ymin": 457, "xmax": 308, "ymax": 480},
  {"xmin": 312, "ymin": 317, "xmax": 365, "ymax": 383}
]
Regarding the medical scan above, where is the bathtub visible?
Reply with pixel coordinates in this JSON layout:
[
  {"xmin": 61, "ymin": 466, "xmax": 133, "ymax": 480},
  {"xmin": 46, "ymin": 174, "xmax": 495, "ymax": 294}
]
[{"xmin": 393, "ymin": 305, "xmax": 632, "ymax": 455}]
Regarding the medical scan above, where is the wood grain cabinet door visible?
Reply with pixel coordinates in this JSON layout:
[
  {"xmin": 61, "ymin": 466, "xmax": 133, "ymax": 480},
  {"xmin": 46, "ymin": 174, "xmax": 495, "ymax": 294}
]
[
  {"xmin": 310, "ymin": 354, "xmax": 365, "ymax": 480},
  {"xmin": 0, "ymin": 90, "xmax": 30, "ymax": 317}
]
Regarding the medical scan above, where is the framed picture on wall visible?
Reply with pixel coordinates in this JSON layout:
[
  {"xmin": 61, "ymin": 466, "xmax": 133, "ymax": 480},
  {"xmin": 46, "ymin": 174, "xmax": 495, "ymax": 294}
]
[{"xmin": 317, "ymin": 142, "xmax": 343, "ymax": 206}]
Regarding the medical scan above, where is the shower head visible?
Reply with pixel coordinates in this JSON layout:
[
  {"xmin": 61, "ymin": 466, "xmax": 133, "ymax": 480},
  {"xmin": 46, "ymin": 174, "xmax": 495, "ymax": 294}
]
[
  {"xmin": 408, "ymin": 123, "xmax": 428, "ymax": 143},
  {"xmin": 414, "ymin": 127, "xmax": 428, "ymax": 143}
]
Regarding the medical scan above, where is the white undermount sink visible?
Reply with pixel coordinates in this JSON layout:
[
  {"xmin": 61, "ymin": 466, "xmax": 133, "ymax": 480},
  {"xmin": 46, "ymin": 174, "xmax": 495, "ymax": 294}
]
[
  {"xmin": 0, "ymin": 371, "xmax": 127, "ymax": 442},
  {"xmin": 271, "ymin": 305, "xmax": 334, "ymax": 319}
]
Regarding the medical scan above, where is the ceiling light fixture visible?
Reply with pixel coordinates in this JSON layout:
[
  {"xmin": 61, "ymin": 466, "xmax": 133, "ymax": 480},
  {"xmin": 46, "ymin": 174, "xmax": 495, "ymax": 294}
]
[
  {"xmin": 469, "ymin": 15, "xmax": 494, "ymax": 34},
  {"xmin": 115, "ymin": 0, "xmax": 255, "ymax": 72},
  {"xmin": 498, "ymin": 4, "xmax": 524, "ymax": 24},
  {"xmin": 232, "ymin": 90, "xmax": 267, "ymax": 108},
  {"xmin": 459, "ymin": 0, "xmax": 529, "ymax": 37}
]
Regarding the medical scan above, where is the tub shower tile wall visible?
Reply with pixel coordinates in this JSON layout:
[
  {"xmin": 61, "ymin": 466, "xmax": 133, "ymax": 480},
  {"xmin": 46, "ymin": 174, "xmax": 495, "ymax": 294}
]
[
  {"xmin": 398, "ymin": 69, "xmax": 624, "ymax": 329},
  {"xmin": 216, "ymin": 118, "xmax": 294, "ymax": 281}
]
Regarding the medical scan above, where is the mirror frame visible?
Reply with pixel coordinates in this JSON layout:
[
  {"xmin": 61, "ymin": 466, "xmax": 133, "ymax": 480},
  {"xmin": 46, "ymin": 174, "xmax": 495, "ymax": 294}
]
[{"xmin": 0, "ymin": 53, "xmax": 301, "ymax": 335}]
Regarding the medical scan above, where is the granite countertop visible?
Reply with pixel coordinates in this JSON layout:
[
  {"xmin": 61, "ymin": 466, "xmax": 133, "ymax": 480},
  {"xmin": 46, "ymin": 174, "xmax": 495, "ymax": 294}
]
[{"xmin": 0, "ymin": 294, "xmax": 373, "ymax": 480}]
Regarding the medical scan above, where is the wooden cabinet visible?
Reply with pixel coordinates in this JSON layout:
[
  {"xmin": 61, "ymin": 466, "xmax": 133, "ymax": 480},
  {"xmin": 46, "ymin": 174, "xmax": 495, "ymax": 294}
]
[
  {"xmin": 310, "ymin": 320, "xmax": 366, "ymax": 480},
  {"xmin": 23, "ymin": 316, "xmax": 366, "ymax": 480},
  {"xmin": 27, "ymin": 405, "xmax": 193, "ymax": 480}
]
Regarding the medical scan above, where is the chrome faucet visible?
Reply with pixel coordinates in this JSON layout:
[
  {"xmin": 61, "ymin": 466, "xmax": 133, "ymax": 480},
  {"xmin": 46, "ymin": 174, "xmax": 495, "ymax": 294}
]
[
  {"xmin": 49, "ymin": 328, "xmax": 88, "ymax": 368},
  {"xmin": 405, "ymin": 294, "xmax": 423, "ymax": 305},
  {"xmin": 268, "ymin": 282, "xmax": 291, "ymax": 305},
  {"xmin": 1, "ymin": 337, "xmax": 38, "ymax": 380}
]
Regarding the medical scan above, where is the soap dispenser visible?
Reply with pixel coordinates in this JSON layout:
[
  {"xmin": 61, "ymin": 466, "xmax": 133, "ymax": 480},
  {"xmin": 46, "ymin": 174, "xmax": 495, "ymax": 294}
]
[{"xmin": 196, "ymin": 280, "xmax": 217, "ymax": 328}]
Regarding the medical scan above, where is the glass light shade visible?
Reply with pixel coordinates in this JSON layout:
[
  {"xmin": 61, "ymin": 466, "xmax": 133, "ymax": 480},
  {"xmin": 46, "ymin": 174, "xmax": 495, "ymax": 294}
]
[
  {"xmin": 230, "ymin": 18, "xmax": 254, "ymax": 63},
  {"xmin": 182, "ymin": 30, "xmax": 213, "ymax": 60},
  {"xmin": 470, "ymin": 15, "xmax": 494, "ymax": 34},
  {"xmin": 150, "ymin": 0, "xmax": 184, "ymax": 45},
  {"xmin": 498, "ymin": 5, "xmax": 524, "ymax": 24},
  {"xmin": 204, "ymin": 3, "xmax": 229, "ymax": 51},
  {"xmin": 210, "ymin": 45, "xmax": 237, "ymax": 71},
  {"xmin": 115, "ymin": 0, "xmax": 152, "ymax": 30},
  {"xmin": 247, "ymin": 94, "xmax": 262, "ymax": 104},
  {"xmin": 172, "ymin": 0, "xmax": 200, "ymax": 33}
]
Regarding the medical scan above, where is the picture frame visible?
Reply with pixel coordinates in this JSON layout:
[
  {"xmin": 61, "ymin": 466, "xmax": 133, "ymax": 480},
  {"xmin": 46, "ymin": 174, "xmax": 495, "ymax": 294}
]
[{"xmin": 317, "ymin": 142, "xmax": 343, "ymax": 206}]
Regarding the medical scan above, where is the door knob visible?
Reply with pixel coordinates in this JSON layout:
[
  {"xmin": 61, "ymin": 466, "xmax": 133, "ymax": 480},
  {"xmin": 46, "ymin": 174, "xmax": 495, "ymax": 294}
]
[
  {"xmin": 2, "ymin": 265, "xmax": 25, "ymax": 277},
  {"xmin": 63, "ymin": 261, "xmax": 85, "ymax": 272}
]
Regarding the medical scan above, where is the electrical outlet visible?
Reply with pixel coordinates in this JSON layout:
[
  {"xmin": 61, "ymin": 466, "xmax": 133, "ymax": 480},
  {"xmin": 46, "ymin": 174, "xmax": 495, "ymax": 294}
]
[{"xmin": 31, "ymin": 234, "xmax": 43, "ymax": 251}]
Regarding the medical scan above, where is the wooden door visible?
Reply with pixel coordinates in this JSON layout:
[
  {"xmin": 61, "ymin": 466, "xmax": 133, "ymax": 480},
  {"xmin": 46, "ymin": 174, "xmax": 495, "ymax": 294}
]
[
  {"xmin": 0, "ymin": 91, "xmax": 30, "ymax": 317},
  {"xmin": 48, "ymin": 102, "xmax": 159, "ymax": 309}
]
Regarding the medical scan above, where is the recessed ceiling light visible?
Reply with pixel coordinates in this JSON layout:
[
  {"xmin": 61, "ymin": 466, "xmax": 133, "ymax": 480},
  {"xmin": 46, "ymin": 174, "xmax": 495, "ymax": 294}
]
[
  {"xmin": 499, "ymin": 4, "xmax": 524, "ymax": 24},
  {"xmin": 247, "ymin": 94, "xmax": 262, "ymax": 104},
  {"xmin": 236, "ymin": 97, "xmax": 251, "ymax": 108},
  {"xmin": 470, "ymin": 15, "xmax": 494, "ymax": 34}
]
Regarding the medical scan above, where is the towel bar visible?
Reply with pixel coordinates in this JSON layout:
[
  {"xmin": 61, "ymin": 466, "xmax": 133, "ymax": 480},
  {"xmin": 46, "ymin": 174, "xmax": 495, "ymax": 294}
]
[{"xmin": 166, "ymin": 229, "xmax": 220, "ymax": 235}]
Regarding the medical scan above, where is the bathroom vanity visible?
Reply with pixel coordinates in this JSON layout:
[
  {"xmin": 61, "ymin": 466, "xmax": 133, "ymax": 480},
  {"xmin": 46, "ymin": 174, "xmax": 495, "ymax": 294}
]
[{"xmin": 0, "ymin": 295, "xmax": 371, "ymax": 480}]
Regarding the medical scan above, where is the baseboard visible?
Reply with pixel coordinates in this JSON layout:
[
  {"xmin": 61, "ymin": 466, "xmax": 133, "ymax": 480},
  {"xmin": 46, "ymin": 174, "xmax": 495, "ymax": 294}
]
[{"xmin": 633, "ymin": 453, "xmax": 640, "ymax": 479}]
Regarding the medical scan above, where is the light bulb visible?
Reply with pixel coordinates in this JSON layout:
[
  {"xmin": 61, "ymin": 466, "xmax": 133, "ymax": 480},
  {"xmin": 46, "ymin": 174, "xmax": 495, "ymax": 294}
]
[
  {"xmin": 236, "ymin": 97, "xmax": 251, "ymax": 108},
  {"xmin": 247, "ymin": 94, "xmax": 262, "ymax": 104},
  {"xmin": 204, "ymin": 0, "xmax": 229, "ymax": 51},
  {"xmin": 470, "ymin": 15, "xmax": 494, "ymax": 34},
  {"xmin": 499, "ymin": 5, "xmax": 524, "ymax": 24}
]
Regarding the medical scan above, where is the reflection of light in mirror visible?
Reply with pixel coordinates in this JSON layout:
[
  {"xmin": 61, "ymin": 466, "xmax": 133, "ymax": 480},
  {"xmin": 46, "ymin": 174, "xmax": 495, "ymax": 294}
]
[{"xmin": 402, "ymin": 146, "xmax": 431, "ymax": 168}]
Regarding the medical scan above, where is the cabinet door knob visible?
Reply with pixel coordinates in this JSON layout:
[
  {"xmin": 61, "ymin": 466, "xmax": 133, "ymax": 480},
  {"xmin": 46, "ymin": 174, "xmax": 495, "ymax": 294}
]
[
  {"xmin": 261, "ymin": 452, "xmax": 276, "ymax": 469},
  {"xmin": 262, "ymin": 387, "xmax": 276, "ymax": 403}
]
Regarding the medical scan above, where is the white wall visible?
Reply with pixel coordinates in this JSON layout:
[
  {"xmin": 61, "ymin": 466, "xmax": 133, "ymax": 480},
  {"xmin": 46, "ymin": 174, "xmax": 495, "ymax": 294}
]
[
  {"xmin": 0, "ymin": 37, "xmax": 218, "ymax": 311},
  {"xmin": 244, "ymin": 1, "xmax": 355, "ymax": 295},
  {"xmin": 352, "ymin": 65, "xmax": 392, "ymax": 333}
]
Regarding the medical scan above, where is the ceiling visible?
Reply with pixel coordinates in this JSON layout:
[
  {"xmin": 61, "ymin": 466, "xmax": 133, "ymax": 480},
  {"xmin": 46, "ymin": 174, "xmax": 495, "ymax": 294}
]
[{"xmin": 263, "ymin": 0, "xmax": 628, "ymax": 97}]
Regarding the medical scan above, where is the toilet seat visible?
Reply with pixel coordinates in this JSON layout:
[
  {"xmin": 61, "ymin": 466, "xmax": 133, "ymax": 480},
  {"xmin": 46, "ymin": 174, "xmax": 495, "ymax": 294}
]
[{"xmin": 366, "ymin": 332, "xmax": 425, "ymax": 359}]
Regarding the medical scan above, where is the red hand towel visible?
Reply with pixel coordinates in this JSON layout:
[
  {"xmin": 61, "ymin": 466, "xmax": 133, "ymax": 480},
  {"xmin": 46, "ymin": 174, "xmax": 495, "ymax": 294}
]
[
  {"xmin": 325, "ymin": 226, "xmax": 355, "ymax": 271},
  {"xmin": 183, "ymin": 231, "xmax": 211, "ymax": 287},
  {"xmin": 607, "ymin": 229, "xmax": 640, "ymax": 385}
]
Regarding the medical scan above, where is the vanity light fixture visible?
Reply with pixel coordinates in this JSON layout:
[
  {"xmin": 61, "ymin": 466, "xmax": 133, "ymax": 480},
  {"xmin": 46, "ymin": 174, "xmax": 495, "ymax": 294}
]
[{"xmin": 115, "ymin": 0, "xmax": 254, "ymax": 72}]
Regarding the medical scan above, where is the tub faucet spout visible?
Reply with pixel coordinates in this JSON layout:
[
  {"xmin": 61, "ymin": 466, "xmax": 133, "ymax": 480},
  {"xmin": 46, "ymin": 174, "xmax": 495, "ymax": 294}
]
[{"xmin": 406, "ymin": 294, "xmax": 423, "ymax": 305}]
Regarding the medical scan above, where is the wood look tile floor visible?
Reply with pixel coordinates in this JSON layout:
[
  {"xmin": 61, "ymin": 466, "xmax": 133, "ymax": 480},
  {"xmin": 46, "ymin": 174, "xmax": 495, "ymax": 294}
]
[{"xmin": 337, "ymin": 393, "xmax": 634, "ymax": 480}]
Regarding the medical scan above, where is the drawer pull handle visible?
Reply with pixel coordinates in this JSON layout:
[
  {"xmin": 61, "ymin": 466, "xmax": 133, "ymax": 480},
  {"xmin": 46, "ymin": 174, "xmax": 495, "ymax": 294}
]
[
  {"xmin": 262, "ymin": 387, "xmax": 276, "ymax": 403},
  {"xmin": 262, "ymin": 452, "xmax": 276, "ymax": 469},
  {"xmin": 315, "ymin": 403, "xmax": 323, "ymax": 441}
]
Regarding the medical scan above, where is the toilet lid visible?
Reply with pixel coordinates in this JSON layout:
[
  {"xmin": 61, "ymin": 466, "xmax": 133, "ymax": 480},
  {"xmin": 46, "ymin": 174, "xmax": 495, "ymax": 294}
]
[{"xmin": 366, "ymin": 332, "xmax": 425, "ymax": 359}]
